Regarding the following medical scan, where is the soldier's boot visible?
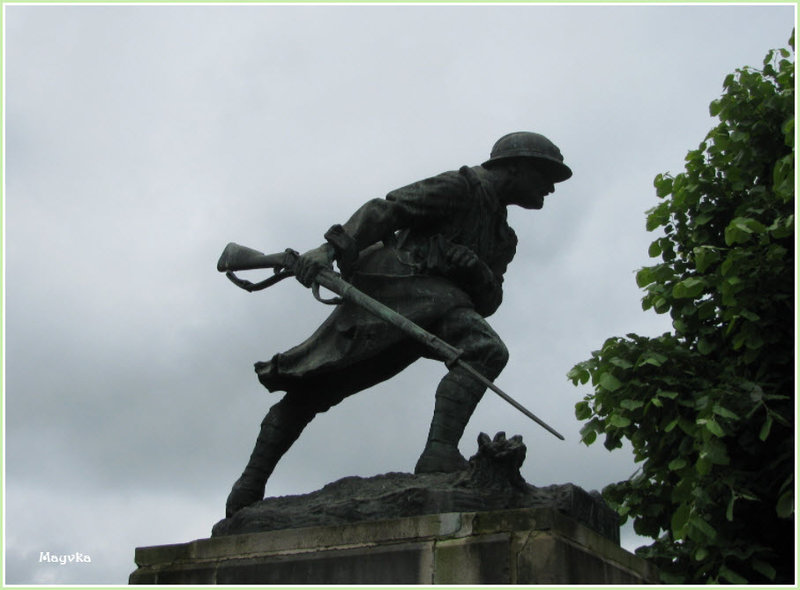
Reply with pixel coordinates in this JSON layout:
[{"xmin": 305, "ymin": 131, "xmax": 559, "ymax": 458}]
[
  {"xmin": 415, "ymin": 368, "xmax": 485, "ymax": 474},
  {"xmin": 225, "ymin": 400, "xmax": 315, "ymax": 517}
]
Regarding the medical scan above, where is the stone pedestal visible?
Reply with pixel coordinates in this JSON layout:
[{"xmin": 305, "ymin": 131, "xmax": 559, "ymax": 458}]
[{"xmin": 129, "ymin": 507, "xmax": 658, "ymax": 584}]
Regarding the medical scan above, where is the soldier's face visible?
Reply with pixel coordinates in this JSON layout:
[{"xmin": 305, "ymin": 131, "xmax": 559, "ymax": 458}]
[{"xmin": 510, "ymin": 162, "xmax": 554, "ymax": 209}]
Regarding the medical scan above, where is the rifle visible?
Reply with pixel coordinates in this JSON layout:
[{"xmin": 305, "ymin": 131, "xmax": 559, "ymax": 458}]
[{"xmin": 217, "ymin": 242, "xmax": 565, "ymax": 441}]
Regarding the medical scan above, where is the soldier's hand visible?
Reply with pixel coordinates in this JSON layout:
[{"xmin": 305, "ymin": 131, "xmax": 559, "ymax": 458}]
[
  {"xmin": 294, "ymin": 244, "xmax": 336, "ymax": 287},
  {"xmin": 445, "ymin": 244, "xmax": 479, "ymax": 271}
]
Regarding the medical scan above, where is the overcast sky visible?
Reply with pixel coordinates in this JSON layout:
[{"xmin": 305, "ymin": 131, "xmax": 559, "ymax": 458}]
[{"xmin": 3, "ymin": 2, "xmax": 795, "ymax": 584}]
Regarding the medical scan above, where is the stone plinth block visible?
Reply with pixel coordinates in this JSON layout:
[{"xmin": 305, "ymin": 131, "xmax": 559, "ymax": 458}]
[{"xmin": 129, "ymin": 507, "xmax": 658, "ymax": 585}]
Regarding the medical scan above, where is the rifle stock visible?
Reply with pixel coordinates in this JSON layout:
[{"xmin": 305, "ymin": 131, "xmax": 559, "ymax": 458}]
[{"xmin": 217, "ymin": 242, "xmax": 295, "ymax": 273}]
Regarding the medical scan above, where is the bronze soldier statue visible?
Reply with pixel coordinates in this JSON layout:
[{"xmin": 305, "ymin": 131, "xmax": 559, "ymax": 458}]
[{"xmin": 225, "ymin": 131, "xmax": 572, "ymax": 517}]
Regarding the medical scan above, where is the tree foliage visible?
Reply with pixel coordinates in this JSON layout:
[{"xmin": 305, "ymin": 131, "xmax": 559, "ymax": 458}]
[{"xmin": 570, "ymin": 34, "xmax": 795, "ymax": 584}]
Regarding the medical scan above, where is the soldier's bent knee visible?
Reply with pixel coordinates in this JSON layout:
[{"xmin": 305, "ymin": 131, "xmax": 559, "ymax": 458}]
[
  {"xmin": 461, "ymin": 334, "xmax": 508, "ymax": 380},
  {"xmin": 482, "ymin": 337, "xmax": 509, "ymax": 378},
  {"xmin": 436, "ymin": 308, "xmax": 509, "ymax": 379}
]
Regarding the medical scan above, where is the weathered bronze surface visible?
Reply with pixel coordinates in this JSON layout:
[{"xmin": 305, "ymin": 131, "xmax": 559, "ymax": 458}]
[{"xmin": 221, "ymin": 132, "xmax": 572, "ymax": 518}]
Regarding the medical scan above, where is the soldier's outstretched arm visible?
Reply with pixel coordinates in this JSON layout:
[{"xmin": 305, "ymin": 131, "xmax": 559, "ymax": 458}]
[
  {"xmin": 338, "ymin": 169, "xmax": 467, "ymax": 252},
  {"xmin": 296, "ymin": 169, "xmax": 467, "ymax": 286},
  {"xmin": 292, "ymin": 197, "xmax": 402, "ymax": 287}
]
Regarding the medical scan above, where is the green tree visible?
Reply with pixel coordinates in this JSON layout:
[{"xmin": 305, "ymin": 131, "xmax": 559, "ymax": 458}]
[{"xmin": 570, "ymin": 33, "xmax": 795, "ymax": 584}]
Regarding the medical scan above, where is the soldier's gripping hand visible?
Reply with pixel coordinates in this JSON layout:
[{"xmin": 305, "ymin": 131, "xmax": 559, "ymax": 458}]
[
  {"xmin": 444, "ymin": 243, "xmax": 480, "ymax": 273},
  {"xmin": 294, "ymin": 243, "xmax": 336, "ymax": 287}
]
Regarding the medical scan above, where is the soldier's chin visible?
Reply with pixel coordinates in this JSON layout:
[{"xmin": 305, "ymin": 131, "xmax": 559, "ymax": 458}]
[{"xmin": 524, "ymin": 197, "xmax": 544, "ymax": 210}]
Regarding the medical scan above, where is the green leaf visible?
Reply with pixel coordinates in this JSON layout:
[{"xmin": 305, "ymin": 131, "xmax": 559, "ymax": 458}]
[
  {"xmin": 723, "ymin": 73, "xmax": 735, "ymax": 88},
  {"xmin": 759, "ymin": 415, "xmax": 773, "ymax": 441},
  {"xmin": 671, "ymin": 503, "xmax": 690, "ymax": 539},
  {"xmin": 575, "ymin": 401, "xmax": 592, "ymax": 421},
  {"xmin": 580, "ymin": 421, "xmax": 598, "ymax": 446},
  {"xmin": 720, "ymin": 255, "xmax": 735, "ymax": 276},
  {"xmin": 693, "ymin": 246, "xmax": 720, "ymax": 272},
  {"xmin": 653, "ymin": 174, "xmax": 673, "ymax": 198},
  {"xmin": 668, "ymin": 457, "xmax": 687, "ymax": 471},
  {"xmin": 599, "ymin": 372, "xmax": 622, "ymax": 392},
  {"xmin": 690, "ymin": 516, "xmax": 717, "ymax": 540},
  {"xmin": 726, "ymin": 496, "xmax": 735, "ymax": 521},
  {"xmin": 610, "ymin": 414, "xmax": 632, "ymax": 428},
  {"xmin": 620, "ymin": 399, "xmax": 644, "ymax": 410},
  {"xmin": 701, "ymin": 438, "xmax": 730, "ymax": 465},
  {"xmin": 653, "ymin": 296, "xmax": 670, "ymax": 314},
  {"xmin": 603, "ymin": 436, "xmax": 623, "ymax": 451},
  {"xmin": 696, "ymin": 456, "xmax": 712, "ymax": 476},
  {"xmin": 704, "ymin": 419, "xmax": 725, "ymax": 437},
  {"xmin": 609, "ymin": 357, "xmax": 634, "ymax": 370},
  {"xmin": 719, "ymin": 565, "xmax": 748, "ymax": 584},
  {"xmin": 673, "ymin": 277, "xmax": 705, "ymax": 299},
  {"xmin": 712, "ymin": 404, "xmax": 739, "ymax": 420},
  {"xmin": 730, "ymin": 129, "xmax": 750, "ymax": 143},
  {"xmin": 694, "ymin": 212, "xmax": 713, "ymax": 226},
  {"xmin": 697, "ymin": 338, "xmax": 714, "ymax": 355},
  {"xmin": 635, "ymin": 267, "xmax": 654, "ymax": 288},
  {"xmin": 776, "ymin": 490, "xmax": 794, "ymax": 518},
  {"xmin": 646, "ymin": 201, "xmax": 670, "ymax": 230},
  {"xmin": 725, "ymin": 217, "xmax": 767, "ymax": 245},
  {"xmin": 567, "ymin": 365, "xmax": 590, "ymax": 385},
  {"xmin": 737, "ymin": 489, "xmax": 760, "ymax": 502},
  {"xmin": 751, "ymin": 559, "xmax": 777, "ymax": 581},
  {"xmin": 648, "ymin": 240, "xmax": 661, "ymax": 258},
  {"xmin": 739, "ymin": 309, "xmax": 760, "ymax": 322},
  {"xmin": 746, "ymin": 332, "xmax": 764, "ymax": 350},
  {"xmin": 638, "ymin": 352, "xmax": 668, "ymax": 367},
  {"xmin": 770, "ymin": 213, "xmax": 794, "ymax": 238}
]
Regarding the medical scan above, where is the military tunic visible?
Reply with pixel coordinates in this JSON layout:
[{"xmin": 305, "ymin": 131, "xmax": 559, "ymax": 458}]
[{"xmin": 255, "ymin": 165, "xmax": 518, "ymax": 396}]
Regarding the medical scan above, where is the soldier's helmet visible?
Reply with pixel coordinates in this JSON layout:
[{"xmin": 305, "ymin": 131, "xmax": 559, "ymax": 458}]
[{"xmin": 483, "ymin": 131, "xmax": 572, "ymax": 183}]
